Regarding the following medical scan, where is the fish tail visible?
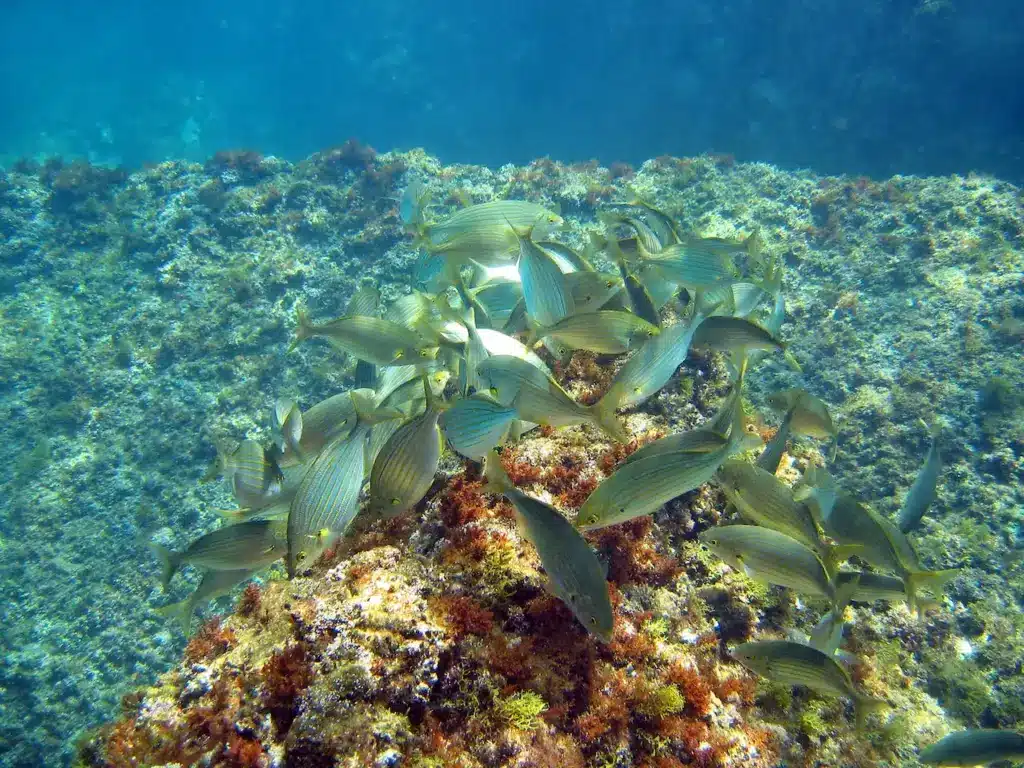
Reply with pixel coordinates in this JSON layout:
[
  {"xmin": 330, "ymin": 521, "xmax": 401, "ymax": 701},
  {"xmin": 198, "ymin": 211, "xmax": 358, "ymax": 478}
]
[
  {"xmin": 853, "ymin": 694, "xmax": 888, "ymax": 730},
  {"xmin": 591, "ymin": 391, "xmax": 627, "ymax": 443},
  {"xmin": 905, "ymin": 568, "xmax": 958, "ymax": 609},
  {"xmin": 155, "ymin": 597, "xmax": 195, "ymax": 635},
  {"xmin": 482, "ymin": 450, "xmax": 512, "ymax": 495},
  {"xmin": 289, "ymin": 306, "xmax": 315, "ymax": 352},
  {"xmin": 149, "ymin": 543, "xmax": 181, "ymax": 591},
  {"xmin": 743, "ymin": 228, "xmax": 764, "ymax": 258}
]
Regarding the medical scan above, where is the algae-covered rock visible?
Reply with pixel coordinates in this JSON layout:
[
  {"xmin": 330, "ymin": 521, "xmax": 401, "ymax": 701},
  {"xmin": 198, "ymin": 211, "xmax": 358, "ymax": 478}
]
[{"xmin": 0, "ymin": 148, "xmax": 1020, "ymax": 767}]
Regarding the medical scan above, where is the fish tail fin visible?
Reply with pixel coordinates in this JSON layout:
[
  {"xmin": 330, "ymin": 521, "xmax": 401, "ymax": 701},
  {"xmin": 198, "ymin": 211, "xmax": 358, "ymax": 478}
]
[
  {"xmin": 854, "ymin": 695, "xmax": 888, "ymax": 730},
  {"xmin": 905, "ymin": 568, "xmax": 958, "ymax": 609},
  {"xmin": 482, "ymin": 450, "xmax": 512, "ymax": 495},
  {"xmin": 289, "ymin": 306, "xmax": 315, "ymax": 352},
  {"xmin": 831, "ymin": 571, "xmax": 859, "ymax": 615},
  {"xmin": 155, "ymin": 597, "xmax": 195, "ymax": 635},
  {"xmin": 591, "ymin": 390, "xmax": 627, "ymax": 443},
  {"xmin": 149, "ymin": 543, "xmax": 180, "ymax": 591},
  {"xmin": 743, "ymin": 228, "xmax": 764, "ymax": 258},
  {"xmin": 783, "ymin": 349, "xmax": 803, "ymax": 373}
]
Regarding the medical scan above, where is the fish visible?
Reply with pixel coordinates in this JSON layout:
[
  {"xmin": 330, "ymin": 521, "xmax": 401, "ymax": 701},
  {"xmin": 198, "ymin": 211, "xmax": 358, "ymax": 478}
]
[
  {"xmin": 514, "ymin": 223, "xmax": 575, "ymax": 327},
  {"xmin": 440, "ymin": 394, "xmax": 518, "ymax": 461},
  {"xmin": 425, "ymin": 200, "xmax": 563, "ymax": 245},
  {"xmin": 766, "ymin": 388, "xmax": 837, "ymax": 443},
  {"xmin": 344, "ymin": 284, "xmax": 383, "ymax": 385},
  {"xmin": 793, "ymin": 465, "xmax": 838, "ymax": 523},
  {"xmin": 599, "ymin": 210, "xmax": 664, "ymax": 254},
  {"xmin": 691, "ymin": 316, "xmax": 785, "ymax": 357},
  {"xmin": 698, "ymin": 525, "xmax": 837, "ymax": 605},
  {"xmin": 636, "ymin": 241, "xmax": 736, "ymax": 291},
  {"xmin": 271, "ymin": 399, "xmax": 304, "ymax": 461},
  {"xmin": 345, "ymin": 282, "xmax": 382, "ymax": 318},
  {"xmin": 290, "ymin": 308, "xmax": 439, "ymax": 367},
  {"xmin": 530, "ymin": 310, "xmax": 659, "ymax": 355},
  {"xmin": 603, "ymin": 304, "xmax": 712, "ymax": 411},
  {"xmin": 702, "ymin": 281, "xmax": 769, "ymax": 319},
  {"xmin": 286, "ymin": 426, "xmax": 369, "ymax": 576},
  {"xmin": 821, "ymin": 493, "xmax": 957, "ymax": 605},
  {"xmin": 477, "ymin": 355, "xmax": 626, "ymax": 442},
  {"xmin": 383, "ymin": 291, "xmax": 439, "ymax": 338},
  {"xmin": 368, "ymin": 380, "xmax": 446, "ymax": 517},
  {"xmin": 564, "ymin": 271, "xmax": 624, "ymax": 314},
  {"xmin": 731, "ymin": 639, "xmax": 887, "ymax": 728},
  {"xmin": 627, "ymin": 199, "xmax": 682, "ymax": 247},
  {"xmin": 616, "ymin": 253, "xmax": 660, "ymax": 327},
  {"xmin": 379, "ymin": 368, "xmax": 450, "ymax": 410},
  {"xmin": 918, "ymin": 729, "xmax": 1024, "ymax": 766},
  {"xmin": 679, "ymin": 231, "xmax": 762, "ymax": 261},
  {"xmin": 157, "ymin": 568, "xmax": 258, "ymax": 635},
  {"xmin": 756, "ymin": 407, "xmax": 794, "ymax": 475},
  {"xmin": 623, "ymin": 428, "xmax": 729, "ymax": 466},
  {"xmin": 470, "ymin": 279, "xmax": 524, "ymax": 326},
  {"xmin": 150, "ymin": 519, "xmax": 287, "ymax": 589},
  {"xmin": 897, "ymin": 423, "xmax": 943, "ymax": 533},
  {"xmin": 483, "ymin": 451, "xmax": 613, "ymax": 641},
  {"xmin": 537, "ymin": 241, "xmax": 595, "ymax": 273},
  {"xmin": 219, "ymin": 440, "xmax": 285, "ymax": 510},
  {"xmin": 399, "ymin": 179, "xmax": 430, "ymax": 229},
  {"xmin": 425, "ymin": 225, "xmax": 522, "ymax": 267},
  {"xmin": 833, "ymin": 570, "xmax": 911, "ymax": 604},
  {"xmin": 715, "ymin": 460, "xmax": 825, "ymax": 558},
  {"xmin": 577, "ymin": 388, "xmax": 756, "ymax": 530},
  {"xmin": 279, "ymin": 389, "xmax": 399, "ymax": 463}
]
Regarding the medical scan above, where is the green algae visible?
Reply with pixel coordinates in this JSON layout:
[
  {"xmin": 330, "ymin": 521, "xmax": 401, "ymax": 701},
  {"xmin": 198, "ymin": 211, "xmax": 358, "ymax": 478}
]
[{"xmin": 494, "ymin": 691, "xmax": 548, "ymax": 730}]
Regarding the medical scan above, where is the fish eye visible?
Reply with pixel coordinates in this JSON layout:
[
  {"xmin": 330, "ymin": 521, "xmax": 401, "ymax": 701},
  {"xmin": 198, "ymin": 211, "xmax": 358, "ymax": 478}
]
[
  {"xmin": 390, "ymin": 498, "xmax": 400, "ymax": 506},
  {"xmin": 589, "ymin": 617, "xmax": 598, "ymax": 626},
  {"xmin": 419, "ymin": 350, "xmax": 430, "ymax": 358},
  {"xmin": 490, "ymin": 387, "xmax": 499, "ymax": 396},
  {"xmin": 568, "ymin": 594, "xmax": 577, "ymax": 603},
  {"xmin": 297, "ymin": 551, "xmax": 307, "ymax": 561},
  {"xmin": 395, "ymin": 350, "xmax": 405, "ymax": 359},
  {"xmin": 605, "ymin": 281, "xmax": 615, "ymax": 288}
]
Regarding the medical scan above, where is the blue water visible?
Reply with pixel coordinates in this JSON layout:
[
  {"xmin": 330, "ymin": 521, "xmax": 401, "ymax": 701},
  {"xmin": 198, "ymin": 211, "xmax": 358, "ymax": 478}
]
[{"xmin": 1, "ymin": 0, "xmax": 1021, "ymax": 178}]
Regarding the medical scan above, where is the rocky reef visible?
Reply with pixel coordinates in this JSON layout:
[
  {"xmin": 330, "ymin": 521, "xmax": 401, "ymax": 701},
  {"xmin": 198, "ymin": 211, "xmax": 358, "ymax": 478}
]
[{"xmin": 0, "ymin": 146, "xmax": 1020, "ymax": 767}]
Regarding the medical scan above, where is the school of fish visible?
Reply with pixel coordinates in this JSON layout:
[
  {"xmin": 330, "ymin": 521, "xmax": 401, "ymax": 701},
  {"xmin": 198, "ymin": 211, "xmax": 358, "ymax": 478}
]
[{"xmin": 150, "ymin": 185, "xmax": 1014, "ymax": 763}]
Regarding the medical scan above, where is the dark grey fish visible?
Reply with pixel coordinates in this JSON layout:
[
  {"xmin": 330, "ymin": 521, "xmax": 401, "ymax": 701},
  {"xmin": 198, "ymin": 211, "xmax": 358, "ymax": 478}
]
[{"xmin": 897, "ymin": 424, "xmax": 943, "ymax": 533}]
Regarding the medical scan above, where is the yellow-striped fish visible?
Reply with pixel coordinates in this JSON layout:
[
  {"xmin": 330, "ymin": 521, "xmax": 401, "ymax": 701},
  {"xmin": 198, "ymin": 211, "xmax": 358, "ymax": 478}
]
[
  {"xmin": 731, "ymin": 640, "xmax": 886, "ymax": 728},
  {"xmin": 151, "ymin": 519, "xmax": 286, "ymax": 589},
  {"xmin": 290, "ymin": 308, "xmax": 439, "ymax": 367},
  {"xmin": 531, "ymin": 310, "xmax": 659, "ymax": 355},
  {"xmin": 368, "ymin": 381, "xmax": 446, "ymax": 517},
  {"xmin": 483, "ymin": 451, "xmax": 613, "ymax": 641},
  {"xmin": 286, "ymin": 426, "xmax": 369, "ymax": 576}
]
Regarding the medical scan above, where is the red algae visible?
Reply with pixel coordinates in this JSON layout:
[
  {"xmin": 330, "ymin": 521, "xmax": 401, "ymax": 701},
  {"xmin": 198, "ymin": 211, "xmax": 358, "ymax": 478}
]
[
  {"xmin": 430, "ymin": 594, "xmax": 494, "ymax": 638},
  {"xmin": 235, "ymin": 583, "xmax": 263, "ymax": 619},
  {"xmin": 184, "ymin": 617, "xmax": 237, "ymax": 665},
  {"xmin": 261, "ymin": 642, "xmax": 314, "ymax": 735}
]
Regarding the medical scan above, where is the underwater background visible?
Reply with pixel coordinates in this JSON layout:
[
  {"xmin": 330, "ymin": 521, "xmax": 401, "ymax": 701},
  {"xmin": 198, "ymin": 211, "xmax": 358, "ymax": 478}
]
[
  {"xmin": 0, "ymin": 2, "xmax": 1022, "ymax": 768},
  {"xmin": 2, "ymin": 0, "xmax": 1023, "ymax": 178}
]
